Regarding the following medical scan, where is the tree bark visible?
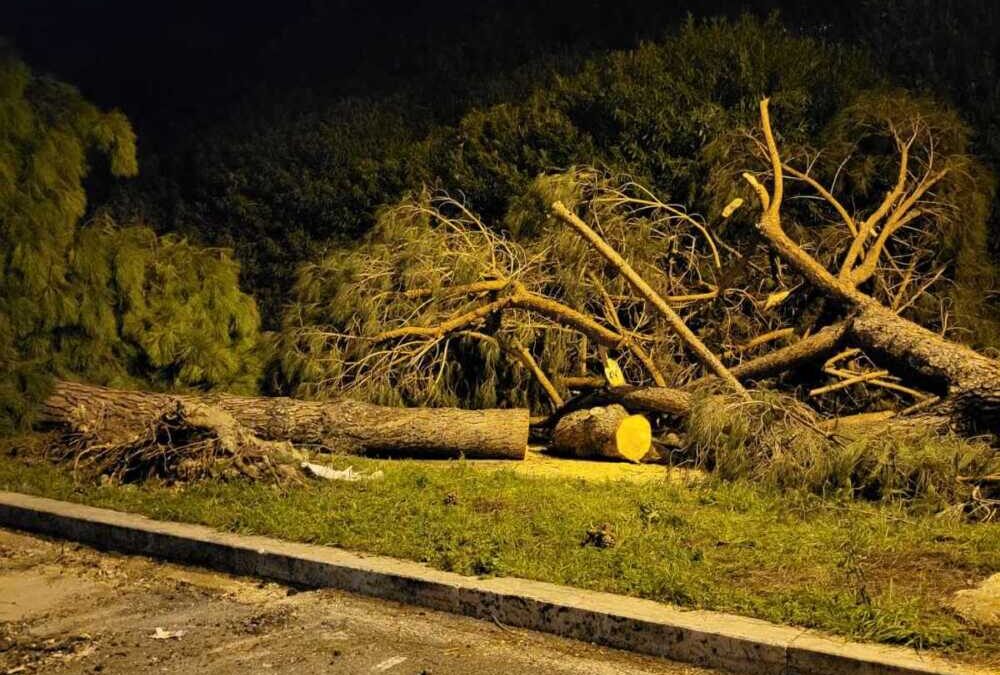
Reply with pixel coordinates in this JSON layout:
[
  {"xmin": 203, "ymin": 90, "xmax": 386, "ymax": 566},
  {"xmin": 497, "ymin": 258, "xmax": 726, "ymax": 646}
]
[
  {"xmin": 605, "ymin": 386, "xmax": 693, "ymax": 417},
  {"xmin": 551, "ymin": 404, "xmax": 651, "ymax": 462},
  {"xmin": 850, "ymin": 303, "xmax": 1000, "ymax": 432},
  {"xmin": 43, "ymin": 381, "xmax": 529, "ymax": 460}
]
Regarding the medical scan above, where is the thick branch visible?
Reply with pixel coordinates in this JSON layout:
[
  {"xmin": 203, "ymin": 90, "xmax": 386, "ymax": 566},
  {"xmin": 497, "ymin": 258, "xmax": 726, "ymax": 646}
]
[
  {"xmin": 371, "ymin": 297, "xmax": 512, "ymax": 343},
  {"xmin": 735, "ymin": 327, "xmax": 795, "ymax": 353},
  {"xmin": 726, "ymin": 323, "xmax": 848, "ymax": 382},
  {"xmin": 744, "ymin": 101, "xmax": 867, "ymax": 307},
  {"xmin": 509, "ymin": 287, "xmax": 625, "ymax": 348},
  {"xmin": 748, "ymin": 98, "xmax": 1000, "ymax": 432},
  {"xmin": 588, "ymin": 270, "xmax": 667, "ymax": 386},
  {"xmin": 552, "ymin": 201, "xmax": 745, "ymax": 394},
  {"xmin": 848, "ymin": 208, "xmax": 925, "ymax": 286}
]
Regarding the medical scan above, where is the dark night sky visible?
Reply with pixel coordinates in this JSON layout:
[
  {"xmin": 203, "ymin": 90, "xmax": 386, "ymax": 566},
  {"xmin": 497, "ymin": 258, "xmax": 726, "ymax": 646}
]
[
  {"xmin": 6, "ymin": 1, "xmax": 816, "ymax": 138},
  {"xmin": 7, "ymin": 1, "xmax": 998, "ymax": 141},
  {"xmin": 8, "ymin": 1, "xmax": 998, "ymax": 229}
]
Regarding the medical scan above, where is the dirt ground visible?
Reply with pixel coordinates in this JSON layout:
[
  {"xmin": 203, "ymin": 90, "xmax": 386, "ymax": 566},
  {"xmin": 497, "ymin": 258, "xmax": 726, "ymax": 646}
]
[{"xmin": 0, "ymin": 527, "xmax": 714, "ymax": 675}]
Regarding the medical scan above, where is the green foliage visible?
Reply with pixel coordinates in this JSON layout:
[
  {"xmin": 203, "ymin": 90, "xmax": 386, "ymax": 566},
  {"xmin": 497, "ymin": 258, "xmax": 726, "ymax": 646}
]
[
  {"xmin": 159, "ymin": 95, "xmax": 432, "ymax": 318},
  {"xmin": 794, "ymin": 89, "xmax": 998, "ymax": 344},
  {"xmin": 65, "ymin": 216, "xmax": 267, "ymax": 393},
  {"xmin": 281, "ymin": 17, "xmax": 897, "ymax": 401},
  {"xmin": 0, "ymin": 54, "xmax": 265, "ymax": 432},
  {"xmin": 281, "ymin": 194, "xmax": 539, "ymax": 407},
  {"xmin": 406, "ymin": 15, "xmax": 881, "ymax": 229},
  {"xmin": 686, "ymin": 392, "xmax": 1000, "ymax": 514},
  {"xmin": 93, "ymin": 4, "xmax": 1000, "ymax": 331},
  {"xmin": 282, "ymin": 171, "xmax": 738, "ymax": 407}
]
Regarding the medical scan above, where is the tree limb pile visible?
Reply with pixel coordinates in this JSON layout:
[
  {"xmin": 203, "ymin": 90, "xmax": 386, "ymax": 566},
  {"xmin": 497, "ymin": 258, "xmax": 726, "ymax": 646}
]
[{"xmin": 298, "ymin": 99, "xmax": 1000, "ymax": 447}]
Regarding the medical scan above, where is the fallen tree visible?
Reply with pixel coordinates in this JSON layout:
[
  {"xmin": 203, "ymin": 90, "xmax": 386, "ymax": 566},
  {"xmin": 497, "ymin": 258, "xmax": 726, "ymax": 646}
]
[
  {"xmin": 278, "ymin": 94, "xmax": 1000, "ymax": 449},
  {"xmin": 42, "ymin": 380, "xmax": 529, "ymax": 481}
]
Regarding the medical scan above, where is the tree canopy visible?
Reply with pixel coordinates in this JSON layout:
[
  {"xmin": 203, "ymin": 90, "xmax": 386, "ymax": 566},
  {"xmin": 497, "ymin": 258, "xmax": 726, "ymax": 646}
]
[{"xmin": 279, "ymin": 17, "xmax": 997, "ymax": 409}]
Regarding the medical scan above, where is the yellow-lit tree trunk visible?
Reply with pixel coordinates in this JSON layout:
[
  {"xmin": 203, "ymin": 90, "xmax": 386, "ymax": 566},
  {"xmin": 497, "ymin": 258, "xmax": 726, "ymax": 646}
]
[
  {"xmin": 550, "ymin": 404, "xmax": 652, "ymax": 462},
  {"xmin": 43, "ymin": 380, "xmax": 530, "ymax": 460}
]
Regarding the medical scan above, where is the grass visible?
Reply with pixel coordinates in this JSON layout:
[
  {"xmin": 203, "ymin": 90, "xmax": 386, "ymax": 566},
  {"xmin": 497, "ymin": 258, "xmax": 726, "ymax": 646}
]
[{"xmin": 0, "ymin": 445, "xmax": 997, "ymax": 665}]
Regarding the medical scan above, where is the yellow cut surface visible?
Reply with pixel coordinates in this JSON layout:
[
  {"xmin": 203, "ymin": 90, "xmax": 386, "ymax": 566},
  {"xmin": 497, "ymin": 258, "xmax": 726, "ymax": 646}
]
[{"xmin": 614, "ymin": 414, "xmax": 652, "ymax": 462}]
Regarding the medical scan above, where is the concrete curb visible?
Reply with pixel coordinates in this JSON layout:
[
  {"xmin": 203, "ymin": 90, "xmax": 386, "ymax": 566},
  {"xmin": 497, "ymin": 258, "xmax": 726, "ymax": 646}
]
[{"xmin": 0, "ymin": 491, "xmax": 983, "ymax": 675}]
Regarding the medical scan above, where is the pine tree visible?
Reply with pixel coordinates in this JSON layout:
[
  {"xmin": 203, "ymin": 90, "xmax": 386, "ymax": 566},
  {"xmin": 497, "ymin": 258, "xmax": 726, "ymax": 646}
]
[
  {"xmin": 1, "ymin": 51, "xmax": 265, "ymax": 433},
  {"xmin": 281, "ymin": 18, "xmax": 996, "ymax": 415}
]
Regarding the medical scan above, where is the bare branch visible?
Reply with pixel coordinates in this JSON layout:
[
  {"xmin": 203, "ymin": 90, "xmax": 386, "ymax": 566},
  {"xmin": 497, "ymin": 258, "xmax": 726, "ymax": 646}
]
[
  {"xmin": 783, "ymin": 163, "xmax": 857, "ymax": 237},
  {"xmin": 461, "ymin": 331, "xmax": 564, "ymax": 408},
  {"xmin": 552, "ymin": 200, "xmax": 745, "ymax": 394}
]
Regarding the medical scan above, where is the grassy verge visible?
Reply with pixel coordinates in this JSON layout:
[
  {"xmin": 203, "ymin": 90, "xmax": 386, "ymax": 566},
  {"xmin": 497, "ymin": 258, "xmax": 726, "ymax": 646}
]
[{"xmin": 0, "ymin": 447, "xmax": 997, "ymax": 665}]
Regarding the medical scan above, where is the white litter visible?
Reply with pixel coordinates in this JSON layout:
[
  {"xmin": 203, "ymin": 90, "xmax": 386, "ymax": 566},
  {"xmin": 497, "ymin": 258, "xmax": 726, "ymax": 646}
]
[
  {"xmin": 371, "ymin": 656, "xmax": 408, "ymax": 672},
  {"xmin": 150, "ymin": 627, "xmax": 186, "ymax": 640},
  {"xmin": 301, "ymin": 462, "xmax": 384, "ymax": 482}
]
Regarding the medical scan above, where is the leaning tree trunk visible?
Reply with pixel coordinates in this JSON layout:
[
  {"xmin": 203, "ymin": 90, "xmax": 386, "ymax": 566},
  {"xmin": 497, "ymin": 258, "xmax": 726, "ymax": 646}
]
[
  {"xmin": 43, "ymin": 381, "xmax": 529, "ymax": 460},
  {"xmin": 551, "ymin": 404, "xmax": 651, "ymax": 462}
]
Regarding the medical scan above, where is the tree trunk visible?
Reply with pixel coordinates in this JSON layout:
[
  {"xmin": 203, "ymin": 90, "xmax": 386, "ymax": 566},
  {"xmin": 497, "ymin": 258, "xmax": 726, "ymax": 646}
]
[
  {"xmin": 550, "ymin": 404, "xmax": 651, "ymax": 462},
  {"xmin": 850, "ymin": 302, "xmax": 1000, "ymax": 432},
  {"xmin": 604, "ymin": 386, "xmax": 693, "ymax": 417},
  {"xmin": 43, "ymin": 381, "xmax": 529, "ymax": 460}
]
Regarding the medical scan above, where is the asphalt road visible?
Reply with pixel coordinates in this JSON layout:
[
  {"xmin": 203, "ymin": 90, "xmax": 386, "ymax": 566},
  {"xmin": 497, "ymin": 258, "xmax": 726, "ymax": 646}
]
[{"xmin": 0, "ymin": 527, "xmax": 716, "ymax": 674}]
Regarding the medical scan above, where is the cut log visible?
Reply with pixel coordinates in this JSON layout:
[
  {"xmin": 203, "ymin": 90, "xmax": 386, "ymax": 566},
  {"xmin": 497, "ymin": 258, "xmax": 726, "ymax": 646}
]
[
  {"xmin": 43, "ymin": 381, "xmax": 529, "ymax": 460},
  {"xmin": 550, "ymin": 404, "xmax": 652, "ymax": 462}
]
